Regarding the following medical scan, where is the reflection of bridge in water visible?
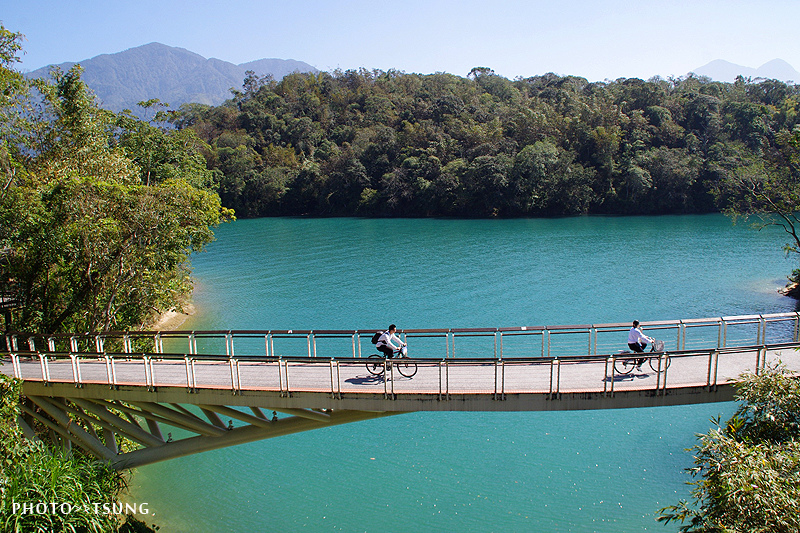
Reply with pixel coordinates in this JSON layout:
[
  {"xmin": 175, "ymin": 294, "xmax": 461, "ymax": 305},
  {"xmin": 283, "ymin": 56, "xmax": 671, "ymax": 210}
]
[{"xmin": 3, "ymin": 313, "xmax": 799, "ymax": 469}]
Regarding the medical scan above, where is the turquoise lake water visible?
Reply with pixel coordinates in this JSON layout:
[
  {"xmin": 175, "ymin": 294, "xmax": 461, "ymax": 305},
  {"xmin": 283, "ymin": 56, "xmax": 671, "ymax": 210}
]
[{"xmin": 130, "ymin": 214, "xmax": 798, "ymax": 532}]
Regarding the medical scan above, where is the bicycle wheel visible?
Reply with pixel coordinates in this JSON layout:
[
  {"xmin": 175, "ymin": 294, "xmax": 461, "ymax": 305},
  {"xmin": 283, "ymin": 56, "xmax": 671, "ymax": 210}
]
[
  {"xmin": 648, "ymin": 355, "xmax": 671, "ymax": 373},
  {"xmin": 366, "ymin": 354, "xmax": 385, "ymax": 375},
  {"xmin": 396, "ymin": 359, "xmax": 418, "ymax": 378},
  {"xmin": 614, "ymin": 358, "xmax": 635, "ymax": 375}
]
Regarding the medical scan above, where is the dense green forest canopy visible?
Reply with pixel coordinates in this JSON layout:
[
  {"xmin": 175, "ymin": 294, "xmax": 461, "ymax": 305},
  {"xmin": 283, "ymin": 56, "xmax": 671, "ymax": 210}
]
[{"xmin": 171, "ymin": 67, "xmax": 800, "ymax": 218}]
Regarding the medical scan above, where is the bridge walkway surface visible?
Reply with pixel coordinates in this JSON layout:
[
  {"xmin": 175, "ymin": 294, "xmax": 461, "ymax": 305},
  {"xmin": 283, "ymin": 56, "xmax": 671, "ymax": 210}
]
[{"xmin": 2, "ymin": 313, "xmax": 799, "ymax": 468}]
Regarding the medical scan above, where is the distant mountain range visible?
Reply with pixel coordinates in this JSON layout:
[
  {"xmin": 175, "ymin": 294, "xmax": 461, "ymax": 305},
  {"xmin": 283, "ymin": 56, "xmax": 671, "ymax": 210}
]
[
  {"xmin": 690, "ymin": 58, "xmax": 799, "ymax": 83},
  {"xmin": 26, "ymin": 44, "xmax": 797, "ymax": 115},
  {"xmin": 26, "ymin": 42, "xmax": 318, "ymax": 113}
]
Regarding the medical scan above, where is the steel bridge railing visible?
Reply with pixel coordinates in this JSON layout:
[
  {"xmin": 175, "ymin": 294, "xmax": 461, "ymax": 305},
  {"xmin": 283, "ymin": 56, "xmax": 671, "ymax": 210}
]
[{"xmin": 6, "ymin": 312, "xmax": 800, "ymax": 362}]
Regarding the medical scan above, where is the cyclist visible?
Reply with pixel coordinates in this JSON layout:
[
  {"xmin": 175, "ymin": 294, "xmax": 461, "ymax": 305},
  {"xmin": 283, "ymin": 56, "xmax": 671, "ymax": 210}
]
[
  {"xmin": 627, "ymin": 320, "xmax": 653, "ymax": 367},
  {"xmin": 376, "ymin": 324, "xmax": 406, "ymax": 359}
]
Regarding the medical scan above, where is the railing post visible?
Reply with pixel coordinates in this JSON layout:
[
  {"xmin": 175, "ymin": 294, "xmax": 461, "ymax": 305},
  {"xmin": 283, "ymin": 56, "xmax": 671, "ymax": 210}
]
[
  {"xmin": 70, "ymin": 354, "xmax": 83, "ymax": 387},
  {"xmin": 546, "ymin": 329, "xmax": 552, "ymax": 358},
  {"xmin": 184, "ymin": 355, "xmax": 194, "ymax": 391},
  {"xmin": 383, "ymin": 360, "xmax": 390, "ymax": 398},
  {"xmin": 279, "ymin": 358, "xmax": 290, "ymax": 397},
  {"xmin": 229, "ymin": 358, "xmax": 240, "ymax": 394},
  {"xmin": 330, "ymin": 359, "xmax": 341, "ymax": 399},
  {"xmin": 104, "ymin": 355, "xmax": 118, "ymax": 389},
  {"xmin": 389, "ymin": 359, "xmax": 395, "ymax": 398},
  {"xmin": 10, "ymin": 353, "xmax": 20, "ymax": 379},
  {"xmin": 277, "ymin": 357, "xmax": 284, "ymax": 396},
  {"xmin": 494, "ymin": 359, "xmax": 505, "ymax": 400},
  {"xmin": 438, "ymin": 360, "xmax": 449, "ymax": 401},
  {"xmin": 721, "ymin": 318, "xmax": 728, "ymax": 348},
  {"xmin": 795, "ymin": 312, "xmax": 800, "ymax": 342},
  {"xmin": 143, "ymin": 355, "xmax": 152, "ymax": 390},
  {"xmin": 38, "ymin": 353, "xmax": 50, "ymax": 384},
  {"xmin": 236, "ymin": 359, "xmax": 241, "ymax": 392},
  {"xmin": 447, "ymin": 331, "xmax": 453, "ymax": 359},
  {"xmin": 706, "ymin": 350, "xmax": 719, "ymax": 391},
  {"xmin": 656, "ymin": 354, "xmax": 669, "ymax": 395},
  {"xmin": 226, "ymin": 333, "xmax": 235, "ymax": 358},
  {"xmin": 549, "ymin": 358, "xmax": 560, "ymax": 400},
  {"xmin": 755, "ymin": 345, "xmax": 767, "ymax": 374},
  {"xmin": 501, "ymin": 359, "xmax": 505, "ymax": 399},
  {"xmin": 7, "ymin": 334, "xmax": 18, "ymax": 352}
]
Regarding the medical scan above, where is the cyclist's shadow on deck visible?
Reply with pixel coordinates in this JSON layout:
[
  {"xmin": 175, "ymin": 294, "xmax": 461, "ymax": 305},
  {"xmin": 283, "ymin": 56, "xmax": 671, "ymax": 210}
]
[
  {"xmin": 346, "ymin": 375, "xmax": 385, "ymax": 385},
  {"xmin": 603, "ymin": 372, "xmax": 653, "ymax": 383},
  {"xmin": 345, "ymin": 373, "xmax": 413, "ymax": 385}
]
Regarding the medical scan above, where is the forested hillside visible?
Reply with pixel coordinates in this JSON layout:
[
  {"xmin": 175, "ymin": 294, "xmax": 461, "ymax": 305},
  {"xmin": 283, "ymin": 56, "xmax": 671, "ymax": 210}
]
[{"xmin": 172, "ymin": 68, "xmax": 800, "ymax": 218}]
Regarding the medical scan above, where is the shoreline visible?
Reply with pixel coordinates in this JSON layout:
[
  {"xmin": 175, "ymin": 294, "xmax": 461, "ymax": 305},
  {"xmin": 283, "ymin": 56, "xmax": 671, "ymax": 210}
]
[
  {"xmin": 149, "ymin": 302, "xmax": 195, "ymax": 331},
  {"xmin": 779, "ymin": 281, "xmax": 800, "ymax": 299}
]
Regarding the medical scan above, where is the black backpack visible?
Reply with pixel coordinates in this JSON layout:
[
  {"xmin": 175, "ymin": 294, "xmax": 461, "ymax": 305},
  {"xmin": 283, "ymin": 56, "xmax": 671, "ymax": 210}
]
[{"xmin": 371, "ymin": 331, "xmax": 384, "ymax": 344}]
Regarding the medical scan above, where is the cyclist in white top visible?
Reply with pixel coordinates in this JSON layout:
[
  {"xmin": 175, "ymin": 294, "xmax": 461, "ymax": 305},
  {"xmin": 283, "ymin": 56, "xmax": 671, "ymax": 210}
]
[
  {"xmin": 376, "ymin": 324, "xmax": 405, "ymax": 358},
  {"xmin": 627, "ymin": 320, "xmax": 653, "ymax": 367}
]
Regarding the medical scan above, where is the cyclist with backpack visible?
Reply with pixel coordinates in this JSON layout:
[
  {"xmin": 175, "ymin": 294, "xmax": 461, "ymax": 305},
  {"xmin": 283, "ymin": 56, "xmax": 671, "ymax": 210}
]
[{"xmin": 374, "ymin": 324, "xmax": 406, "ymax": 358}]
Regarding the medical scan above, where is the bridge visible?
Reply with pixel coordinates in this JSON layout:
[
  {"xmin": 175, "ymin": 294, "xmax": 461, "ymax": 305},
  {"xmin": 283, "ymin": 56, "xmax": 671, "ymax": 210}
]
[{"xmin": 2, "ymin": 312, "xmax": 799, "ymax": 469}]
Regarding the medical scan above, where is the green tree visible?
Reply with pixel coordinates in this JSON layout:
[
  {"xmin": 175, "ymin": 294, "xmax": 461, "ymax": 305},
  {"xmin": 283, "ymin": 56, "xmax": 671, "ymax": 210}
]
[
  {"xmin": 115, "ymin": 101, "xmax": 216, "ymax": 190},
  {"xmin": 658, "ymin": 363, "xmax": 800, "ymax": 532},
  {"xmin": 0, "ymin": 375, "xmax": 159, "ymax": 532},
  {"xmin": 0, "ymin": 32, "xmax": 231, "ymax": 333},
  {"xmin": 6, "ymin": 177, "xmax": 225, "ymax": 332},
  {"xmin": 0, "ymin": 25, "xmax": 27, "ymax": 150},
  {"xmin": 715, "ymin": 130, "xmax": 800, "ymax": 293}
]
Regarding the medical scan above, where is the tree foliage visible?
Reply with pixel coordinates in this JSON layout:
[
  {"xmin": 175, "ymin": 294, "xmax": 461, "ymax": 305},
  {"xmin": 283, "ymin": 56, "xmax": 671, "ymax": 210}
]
[
  {"xmin": 0, "ymin": 25, "xmax": 232, "ymax": 333},
  {"xmin": 658, "ymin": 363, "xmax": 800, "ymax": 532},
  {"xmin": 714, "ymin": 129, "xmax": 800, "ymax": 288},
  {"xmin": 0, "ymin": 375, "xmax": 158, "ymax": 532},
  {"xmin": 172, "ymin": 68, "xmax": 800, "ymax": 218}
]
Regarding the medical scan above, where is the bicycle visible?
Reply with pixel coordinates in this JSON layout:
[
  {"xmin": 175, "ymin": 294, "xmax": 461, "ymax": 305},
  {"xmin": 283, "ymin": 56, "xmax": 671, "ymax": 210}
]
[
  {"xmin": 613, "ymin": 339, "xmax": 671, "ymax": 375},
  {"xmin": 365, "ymin": 345, "xmax": 418, "ymax": 378}
]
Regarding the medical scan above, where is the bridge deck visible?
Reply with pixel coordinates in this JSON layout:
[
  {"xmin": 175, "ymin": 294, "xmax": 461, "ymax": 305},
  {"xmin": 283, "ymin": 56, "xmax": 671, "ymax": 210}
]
[{"xmin": 4, "ymin": 343, "xmax": 798, "ymax": 411}]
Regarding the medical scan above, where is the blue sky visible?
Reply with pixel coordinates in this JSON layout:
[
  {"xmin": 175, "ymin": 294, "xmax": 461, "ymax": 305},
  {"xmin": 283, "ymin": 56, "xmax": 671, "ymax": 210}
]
[{"xmin": 4, "ymin": 0, "xmax": 800, "ymax": 81}]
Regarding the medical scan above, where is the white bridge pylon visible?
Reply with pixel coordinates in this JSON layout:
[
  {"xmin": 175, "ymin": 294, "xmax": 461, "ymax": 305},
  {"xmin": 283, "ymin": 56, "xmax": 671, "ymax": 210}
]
[{"xmin": 3, "ymin": 313, "xmax": 800, "ymax": 469}]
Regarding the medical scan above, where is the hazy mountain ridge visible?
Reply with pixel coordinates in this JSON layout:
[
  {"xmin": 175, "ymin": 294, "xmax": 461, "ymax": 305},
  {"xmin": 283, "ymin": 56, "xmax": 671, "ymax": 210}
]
[
  {"xmin": 691, "ymin": 58, "xmax": 799, "ymax": 83},
  {"xmin": 26, "ymin": 43, "xmax": 798, "ymax": 114},
  {"xmin": 27, "ymin": 42, "xmax": 318, "ymax": 113}
]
